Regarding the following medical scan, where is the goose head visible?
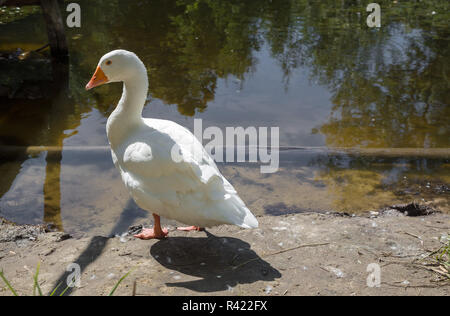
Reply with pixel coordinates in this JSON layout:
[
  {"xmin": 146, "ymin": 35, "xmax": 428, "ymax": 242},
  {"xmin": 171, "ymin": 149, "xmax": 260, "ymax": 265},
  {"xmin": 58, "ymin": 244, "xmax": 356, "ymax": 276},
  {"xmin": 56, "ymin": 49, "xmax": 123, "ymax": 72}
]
[{"xmin": 86, "ymin": 50, "xmax": 146, "ymax": 90}]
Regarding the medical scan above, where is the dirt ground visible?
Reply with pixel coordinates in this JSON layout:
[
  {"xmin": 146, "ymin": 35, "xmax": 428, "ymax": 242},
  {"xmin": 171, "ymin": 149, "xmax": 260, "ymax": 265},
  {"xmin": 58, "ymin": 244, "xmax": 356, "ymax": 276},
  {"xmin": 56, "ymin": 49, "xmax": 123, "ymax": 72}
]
[{"xmin": 0, "ymin": 209, "xmax": 449, "ymax": 296}]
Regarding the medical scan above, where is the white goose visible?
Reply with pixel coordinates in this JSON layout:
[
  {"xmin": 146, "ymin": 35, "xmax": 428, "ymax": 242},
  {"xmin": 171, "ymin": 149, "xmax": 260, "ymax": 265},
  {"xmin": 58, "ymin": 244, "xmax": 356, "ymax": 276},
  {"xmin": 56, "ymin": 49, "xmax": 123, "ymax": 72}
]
[{"xmin": 86, "ymin": 50, "xmax": 258, "ymax": 239}]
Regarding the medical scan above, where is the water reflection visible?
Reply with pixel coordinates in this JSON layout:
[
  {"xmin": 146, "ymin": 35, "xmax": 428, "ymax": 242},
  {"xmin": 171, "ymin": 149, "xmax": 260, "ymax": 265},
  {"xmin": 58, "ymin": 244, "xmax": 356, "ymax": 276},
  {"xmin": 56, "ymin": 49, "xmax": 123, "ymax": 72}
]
[
  {"xmin": 316, "ymin": 24, "xmax": 449, "ymax": 148},
  {"xmin": 0, "ymin": 0, "xmax": 448, "ymax": 233},
  {"xmin": 43, "ymin": 150, "xmax": 63, "ymax": 229},
  {"xmin": 0, "ymin": 52, "xmax": 75, "ymax": 229},
  {"xmin": 310, "ymin": 155, "xmax": 450, "ymax": 212}
]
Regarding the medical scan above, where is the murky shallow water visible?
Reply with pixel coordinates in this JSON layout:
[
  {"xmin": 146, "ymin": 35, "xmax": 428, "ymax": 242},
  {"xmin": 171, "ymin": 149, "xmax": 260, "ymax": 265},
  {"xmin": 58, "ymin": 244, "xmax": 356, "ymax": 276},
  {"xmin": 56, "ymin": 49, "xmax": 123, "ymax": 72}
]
[{"xmin": 0, "ymin": 0, "xmax": 449, "ymax": 235}]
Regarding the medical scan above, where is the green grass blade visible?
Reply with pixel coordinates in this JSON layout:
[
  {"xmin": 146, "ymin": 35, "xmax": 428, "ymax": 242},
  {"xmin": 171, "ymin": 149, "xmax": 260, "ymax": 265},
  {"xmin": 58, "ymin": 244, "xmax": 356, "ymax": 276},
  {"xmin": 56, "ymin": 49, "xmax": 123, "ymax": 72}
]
[
  {"xmin": 50, "ymin": 282, "xmax": 63, "ymax": 296},
  {"xmin": 59, "ymin": 284, "xmax": 71, "ymax": 296},
  {"xmin": 108, "ymin": 271, "xmax": 132, "ymax": 296},
  {"xmin": 33, "ymin": 262, "xmax": 43, "ymax": 296},
  {"xmin": 58, "ymin": 275, "xmax": 76, "ymax": 296},
  {"xmin": 0, "ymin": 270, "xmax": 18, "ymax": 296}
]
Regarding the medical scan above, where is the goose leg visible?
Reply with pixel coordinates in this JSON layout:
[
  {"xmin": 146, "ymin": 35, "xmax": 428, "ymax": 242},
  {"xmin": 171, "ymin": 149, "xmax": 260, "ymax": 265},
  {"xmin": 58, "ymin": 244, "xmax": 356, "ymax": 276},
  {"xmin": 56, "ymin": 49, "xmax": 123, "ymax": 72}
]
[
  {"xmin": 134, "ymin": 214, "xmax": 169, "ymax": 239},
  {"xmin": 177, "ymin": 226, "xmax": 204, "ymax": 232}
]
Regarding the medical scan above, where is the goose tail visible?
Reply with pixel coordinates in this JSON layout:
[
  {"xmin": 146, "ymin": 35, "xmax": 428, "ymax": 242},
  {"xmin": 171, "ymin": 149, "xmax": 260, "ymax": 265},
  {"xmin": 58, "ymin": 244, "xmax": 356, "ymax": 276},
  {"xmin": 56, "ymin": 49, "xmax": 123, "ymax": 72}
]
[{"xmin": 226, "ymin": 194, "xmax": 259, "ymax": 229}]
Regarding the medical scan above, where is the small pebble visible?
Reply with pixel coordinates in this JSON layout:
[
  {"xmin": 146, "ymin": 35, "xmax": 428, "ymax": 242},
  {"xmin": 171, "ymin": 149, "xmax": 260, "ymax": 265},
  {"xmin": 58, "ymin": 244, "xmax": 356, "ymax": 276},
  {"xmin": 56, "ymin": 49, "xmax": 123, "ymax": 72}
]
[
  {"xmin": 326, "ymin": 266, "xmax": 345, "ymax": 278},
  {"xmin": 272, "ymin": 227, "xmax": 288, "ymax": 231},
  {"xmin": 119, "ymin": 233, "xmax": 128, "ymax": 243}
]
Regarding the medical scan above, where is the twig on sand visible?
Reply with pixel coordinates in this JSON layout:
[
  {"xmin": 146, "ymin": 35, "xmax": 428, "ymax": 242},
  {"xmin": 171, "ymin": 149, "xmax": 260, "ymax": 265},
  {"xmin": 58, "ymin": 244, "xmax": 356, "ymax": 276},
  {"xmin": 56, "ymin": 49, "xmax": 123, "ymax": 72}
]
[
  {"xmin": 397, "ymin": 231, "xmax": 424, "ymax": 247},
  {"xmin": 132, "ymin": 279, "xmax": 137, "ymax": 296},
  {"xmin": 381, "ymin": 257, "xmax": 449, "ymax": 281},
  {"xmin": 414, "ymin": 245, "xmax": 446, "ymax": 263},
  {"xmin": 383, "ymin": 282, "xmax": 447, "ymax": 289},
  {"xmin": 264, "ymin": 243, "xmax": 330, "ymax": 257},
  {"xmin": 232, "ymin": 242, "xmax": 330, "ymax": 270},
  {"xmin": 398, "ymin": 231, "xmax": 422, "ymax": 240}
]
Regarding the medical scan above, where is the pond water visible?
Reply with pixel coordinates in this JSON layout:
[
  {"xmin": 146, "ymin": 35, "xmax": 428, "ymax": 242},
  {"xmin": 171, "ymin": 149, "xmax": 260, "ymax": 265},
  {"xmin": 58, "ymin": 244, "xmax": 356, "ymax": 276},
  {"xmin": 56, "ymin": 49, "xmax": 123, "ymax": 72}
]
[{"xmin": 0, "ymin": 0, "xmax": 449, "ymax": 236}]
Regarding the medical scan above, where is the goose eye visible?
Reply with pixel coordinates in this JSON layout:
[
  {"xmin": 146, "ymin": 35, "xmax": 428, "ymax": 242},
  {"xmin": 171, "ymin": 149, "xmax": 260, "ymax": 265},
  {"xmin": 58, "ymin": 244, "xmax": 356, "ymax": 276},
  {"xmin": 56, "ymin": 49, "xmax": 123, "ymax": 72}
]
[{"xmin": 106, "ymin": 60, "xmax": 112, "ymax": 66}]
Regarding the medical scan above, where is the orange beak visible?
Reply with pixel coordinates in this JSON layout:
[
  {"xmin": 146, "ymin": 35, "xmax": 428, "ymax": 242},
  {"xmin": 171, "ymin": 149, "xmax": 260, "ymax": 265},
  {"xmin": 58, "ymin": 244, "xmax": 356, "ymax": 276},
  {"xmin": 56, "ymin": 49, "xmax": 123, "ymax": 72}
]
[{"xmin": 85, "ymin": 66, "xmax": 109, "ymax": 90}]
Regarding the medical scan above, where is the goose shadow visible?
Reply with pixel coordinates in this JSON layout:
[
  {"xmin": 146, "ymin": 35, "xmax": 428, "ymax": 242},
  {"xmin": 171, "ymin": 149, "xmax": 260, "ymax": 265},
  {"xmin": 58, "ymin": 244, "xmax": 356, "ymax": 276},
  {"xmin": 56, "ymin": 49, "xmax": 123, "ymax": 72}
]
[
  {"xmin": 150, "ymin": 231, "xmax": 281, "ymax": 292},
  {"xmin": 49, "ymin": 199, "xmax": 147, "ymax": 296}
]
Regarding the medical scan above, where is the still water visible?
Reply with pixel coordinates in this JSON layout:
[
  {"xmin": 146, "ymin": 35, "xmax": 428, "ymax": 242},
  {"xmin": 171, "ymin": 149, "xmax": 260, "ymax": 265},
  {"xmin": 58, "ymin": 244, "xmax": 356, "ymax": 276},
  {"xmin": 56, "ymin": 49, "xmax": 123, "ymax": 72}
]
[{"xmin": 0, "ymin": 0, "xmax": 449, "ymax": 235}]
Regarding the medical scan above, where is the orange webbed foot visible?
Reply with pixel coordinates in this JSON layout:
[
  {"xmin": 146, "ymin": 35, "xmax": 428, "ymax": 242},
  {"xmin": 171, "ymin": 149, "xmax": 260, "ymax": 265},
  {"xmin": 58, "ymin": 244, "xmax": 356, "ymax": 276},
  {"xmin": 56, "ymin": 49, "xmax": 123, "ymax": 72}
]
[
  {"xmin": 177, "ymin": 226, "xmax": 204, "ymax": 232},
  {"xmin": 134, "ymin": 227, "xmax": 169, "ymax": 240}
]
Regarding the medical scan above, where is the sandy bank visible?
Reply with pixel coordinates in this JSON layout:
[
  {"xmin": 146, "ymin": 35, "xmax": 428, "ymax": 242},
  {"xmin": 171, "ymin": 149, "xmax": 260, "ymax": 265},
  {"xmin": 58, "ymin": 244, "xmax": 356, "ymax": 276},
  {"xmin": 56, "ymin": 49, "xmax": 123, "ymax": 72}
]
[{"xmin": 0, "ymin": 210, "xmax": 449, "ymax": 296}]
